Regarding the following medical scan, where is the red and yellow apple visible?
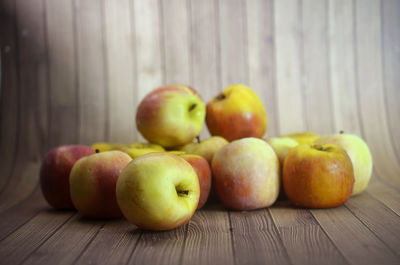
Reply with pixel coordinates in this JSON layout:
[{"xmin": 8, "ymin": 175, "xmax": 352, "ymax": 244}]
[
  {"xmin": 69, "ymin": 151, "xmax": 132, "ymax": 219},
  {"xmin": 40, "ymin": 145, "xmax": 95, "ymax": 209},
  {"xmin": 136, "ymin": 85, "xmax": 206, "ymax": 148},
  {"xmin": 283, "ymin": 144, "xmax": 354, "ymax": 208},
  {"xmin": 314, "ymin": 133, "xmax": 372, "ymax": 195},
  {"xmin": 212, "ymin": 138, "xmax": 279, "ymax": 210},
  {"xmin": 116, "ymin": 153, "xmax": 200, "ymax": 230},
  {"xmin": 282, "ymin": 132, "xmax": 320, "ymax": 145},
  {"xmin": 179, "ymin": 136, "xmax": 229, "ymax": 165},
  {"xmin": 179, "ymin": 154, "xmax": 211, "ymax": 209},
  {"xmin": 206, "ymin": 84, "xmax": 268, "ymax": 141}
]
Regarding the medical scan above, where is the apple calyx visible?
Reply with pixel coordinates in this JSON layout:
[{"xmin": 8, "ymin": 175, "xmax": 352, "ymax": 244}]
[
  {"xmin": 189, "ymin": 103, "xmax": 197, "ymax": 112},
  {"xmin": 340, "ymin": 130, "xmax": 344, "ymax": 134},
  {"xmin": 176, "ymin": 189, "xmax": 189, "ymax": 197},
  {"xmin": 95, "ymin": 149, "xmax": 100, "ymax": 153},
  {"xmin": 311, "ymin": 144, "xmax": 329, "ymax": 152},
  {"xmin": 215, "ymin": 93, "xmax": 226, "ymax": 101}
]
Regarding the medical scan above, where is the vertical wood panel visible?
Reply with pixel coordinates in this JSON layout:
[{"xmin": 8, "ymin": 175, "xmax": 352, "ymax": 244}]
[
  {"xmin": 75, "ymin": 0, "xmax": 107, "ymax": 144},
  {"xmin": 218, "ymin": 0, "xmax": 248, "ymax": 88},
  {"xmin": 103, "ymin": 0, "xmax": 136, "ymax": 143},
  {"xmin": 274, "ymin": 0, "xmax": 306, "ymax": 134},
  {"xmin": 301, "ymin": 0, "xmax": 334, "ymax": 134},
  {"xmin": 246, "ymin": 0, "xmax": 278, "ymax": 137},
  {"xmin": 381, "ymin": 0, "xmax": 400, "ymax": 160},
  {"xmin": 354, "ymin": 0, "xmax": 400, "ymax": 185},
  {"xmin": 46, "ymin": 0, "xmax": 78, "ymax": 147},
  {"xmin": 161, "ymin": 0, "xmax": 191, "ymax": 85}
]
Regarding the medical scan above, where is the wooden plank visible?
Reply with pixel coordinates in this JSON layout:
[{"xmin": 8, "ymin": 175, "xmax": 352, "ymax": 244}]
[
  {"xmin": 190, "ymin": 0, "xmax": 219, "ymax": 139},
  {"xmin": 345, "ymin": 192, "xmax": 400, "ymax": 256},
  {"xmin": 133, "ymin": 0, "xmax": 164, "ymax": 141},
  {"xmin": 0, "ymin": 188, "xmax": 44, "ymax": 240},
  {"xmin": 0, "ymin": 0, "xmax": 19, "ymax": 195},
  {"xmin": 354, "ymin": 0, "xmax": 400, "ymax": 186},
  {"xmin": 230, "ymin": 209, "xmax": 289, "ymax": 265},
  {"xmin": 75, "ymin": 220, "xmax": 140, "ymax": 265},
  {"xmin": 74, "ymin": 0, "xmax": 107, "ymax": 144},
  {"xmin": 246, "ymin": 0, "xmax": 278, "ymax": 137},
  {"xmin": 21, "ymin": 215, "xmax": 104, "ymax": 265},
  {"xmin": 274, "ymin": 0, "xmax": 306, "ymax": 134},
  {"xmin": 218, "ymin": 0, "xmax": 248, "ymax": 88},
  {"xmin": 103, "ymin": 0, "xmax": 136, "ymax": 143},
  {"xmin": 270, "ymin": 202, "xmax": 349, "ymax": 265},
  {"xmin": 301, "ymin": 0, "xmax": 334, "ymax": 134},
  {"xmin": 311, "ymin": 206, "xmax": 400, "ymax": 265},
  {"xmin": 0, "ymin": 210, "xmax": 74, "ymax": 265},
  {"xmin": 46, "ymin": 0, "xmax": 79, "ymax": 147},
  {"xmin": 160, "ymin": 0, "xmax": 191, "ymax": 85},
  {"xmin": 129, "ymin": 225, "xmax": 185, "ymax": 265},
  {"xmin": 181, "ymin": 205, "xmax": 234, "ymax": 265},
  {"xmin": 381, "ymin": 0, "xmax": 400, "ymax": 160}
]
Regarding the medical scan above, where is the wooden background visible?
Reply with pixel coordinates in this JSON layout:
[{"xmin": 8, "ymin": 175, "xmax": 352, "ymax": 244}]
[{"xmin": 1, "ymin": 0, "xmax": 400, "ymax": 264}]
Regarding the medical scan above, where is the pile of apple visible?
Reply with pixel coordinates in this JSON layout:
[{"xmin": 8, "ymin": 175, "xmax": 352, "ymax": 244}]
[{"xmin": 40, "ymin": 84, "xmax": 373, "ymax": 231}]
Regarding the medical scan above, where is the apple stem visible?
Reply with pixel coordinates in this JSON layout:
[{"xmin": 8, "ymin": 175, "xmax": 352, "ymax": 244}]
[
  {"xmin": 340, "ymin": 130, "xmax": 344, "ymax": 134},
  {"xmin": 216, "ymin": 93, "xmax": 226, "ymax": 101},
  {"xmin": 189, "ymin": 103, "xmax": 197, "ymax": 112},
  {"xmin": 196, "ymin": 136, "xmax": 200, "ymax": 143}
]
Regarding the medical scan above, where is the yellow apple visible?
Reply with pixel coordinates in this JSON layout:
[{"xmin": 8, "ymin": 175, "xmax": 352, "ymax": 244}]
[
  {"xmin": 212, "ymin": 138, "xmax": 279, "ymax": 210},
  {"xmin": 179, "ymin": 136, "xmax": 229, "ymax": 165},
  {"xmin": 122, "ymin": 142, "xmax": 165, "ymax": 159},
  {"xmin": 91, "ymin": 142, "xmax": 127, "ymax": 153},
  {"xmin": 282, "ymin": 132, "xmax": 320, "ymax": 145},
  {"xmin": 116, "ymin": 153, "xmax": 200, "ymax": 231},
  {"xmin": 283, "ymin": 144, "xmax": 354, "ymax": 208},
  {"xmin": 206, "ymin": 84, "xmax": 268, "ymax": 141},
  {"xmin": 136, "ymin": 85, "xmax": 206, "ymax": 148},
  {"xmin": 314, "ymin": 133, "xmax": 372, "ymax": 195}
]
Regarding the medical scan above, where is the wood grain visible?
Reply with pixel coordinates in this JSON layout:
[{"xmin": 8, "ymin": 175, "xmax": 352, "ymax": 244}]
[{"xmin": 0, "ymin": 0, "xmax": 400, "ymax": 264}]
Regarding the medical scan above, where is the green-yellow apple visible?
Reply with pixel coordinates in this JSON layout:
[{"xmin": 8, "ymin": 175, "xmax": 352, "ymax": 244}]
[
  {"xmin": 283, "ymin": 144, "xmax": 354, "ymax": 208},
  {"xmin": 116, "ymin": 153, "xmax": 200, "ymax": 230},
  {"xmin": 314, "ymin": 133, "xmax": 372, "ymax": 195},
  {"xmin": 40, "ymin": 145, "xmax": 96, "ymax": 209},
  {"xmin": 136, "ymin": 85, "xmax": 206, "ymax": 148},
  {"xmin": 122, "ymin": 142, "xmax": 165, "ymax": 159},
  {"xmin": 212, "ymin": 138, "xmax": 279, "ymax": 210},
  {"xmin": 179, "ymin": 154, "xmax": 211, "ymax": 209},
  {"xmin": 179, "ymin": 136, "xmax": 229, "ymax": 165},
  {"xmin": 281, "ymin": 132, "xmax": 320, "ymax": 145},
  {"xmin": 206, "ymin": 84, "xmax": 268, "ymax": 141},
  {"xmin": 69, "ymin": 151, "xmax": 132, "ymax": 219},
  {"xmin": 264, "ymin": 137, "xmax": 299, "ymax": 198}
]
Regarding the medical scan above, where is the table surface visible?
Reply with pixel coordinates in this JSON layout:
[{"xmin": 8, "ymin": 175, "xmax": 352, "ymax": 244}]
[{"xmin": 1, "ymin": 161, "xmax": 400, "ymax": 265}]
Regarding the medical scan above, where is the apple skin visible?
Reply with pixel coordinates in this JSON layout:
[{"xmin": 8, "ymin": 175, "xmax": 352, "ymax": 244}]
[
  {"xmin": 91, "ymin": 142, "xmax": 127, "ymax": 153},
  {"xmin": 314, "ymin": 134, "xmax": 372, "ymax": 195},
  {"xmin": 212, "ymin": 138, "xmax": 280, "ymax": 211},
  {"xmin": 283, "ymin": 144, "xmax": 354, "ymax": 208},
  {"xmin": 264, "ymin": 137, "xmax": 299, "ymax": 198},
  {"xmin": 116, "ymin": 153, "xmax": 200, "ymax": 231},
  {"xmin": 136, "ymin": 85, "xmax": 206, "ymax": 148},
  {"xmin": 179, "ymin": 136, "xmax": 229, "ymax": 165},
  {"xmin": 69, "ymin": 151, "xmax": 132, "ymax": 219},
  {"xmin": 122, "ymin": 142, "xmax": 165, "ymax": 159},
  {"xmin": 282, "ymin": 132, "xmax": 320, "ymax": 145},
  {"xmin": 40, "ymin": 145, "xmax": 96, "ymax": 209},
  {"xmin": 179, "ymin": 154, "xmax": 212, "ymax": 209},
  {"xmin": 206, "ymin": 84, "xmax": 268, "ymax": 141}
]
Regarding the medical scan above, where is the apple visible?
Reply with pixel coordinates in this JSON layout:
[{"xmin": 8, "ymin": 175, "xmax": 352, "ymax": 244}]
[
  {"xmin": 136, "ymin": 85, "xmax": 206, "ymax": 148},
  {"xmin": 206, "ymin": 84, "xmax": 268, "ymax": 141},
  {"xmin": 122, "ymin": 142, "xmax": 165, "ymax": 159},
  {"xmin": 40, "ymin": 145, "xmax": 96, "ymax": 209},
  {"xmin": 69, "ymin": 151, "xmax": 132, "ymax": 219},
  {"xmin": 179, "ymin": 136, "xmax": 229, "ymax": 165},
  {"xmin": 281, "ymin": 132, "xmax": 320, "ymax": 145},
  {"xmin": 178, "ymin": 154, "xmax": 211, "ymax": 209},
  {"xmin": 264, "ymin": 137, "xmax": 299, "ymax": 198},
  {"xmin": 91, "ymin": 142, "xmax": 127, "ymax": 153},
  {"xmin": 212, "ymin": 138, "xmax": 280, "ymax": 210},
  {"xmin": 314, "ymin": 133, "xmax": 372, "ymax": 195},
  {"xmin": 116, "ymin": 152, "xmax": 200, "ymax": 231},
  {"xmin": 283, "ymin": 144, "xmax": 354, "ymax": 208}
]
